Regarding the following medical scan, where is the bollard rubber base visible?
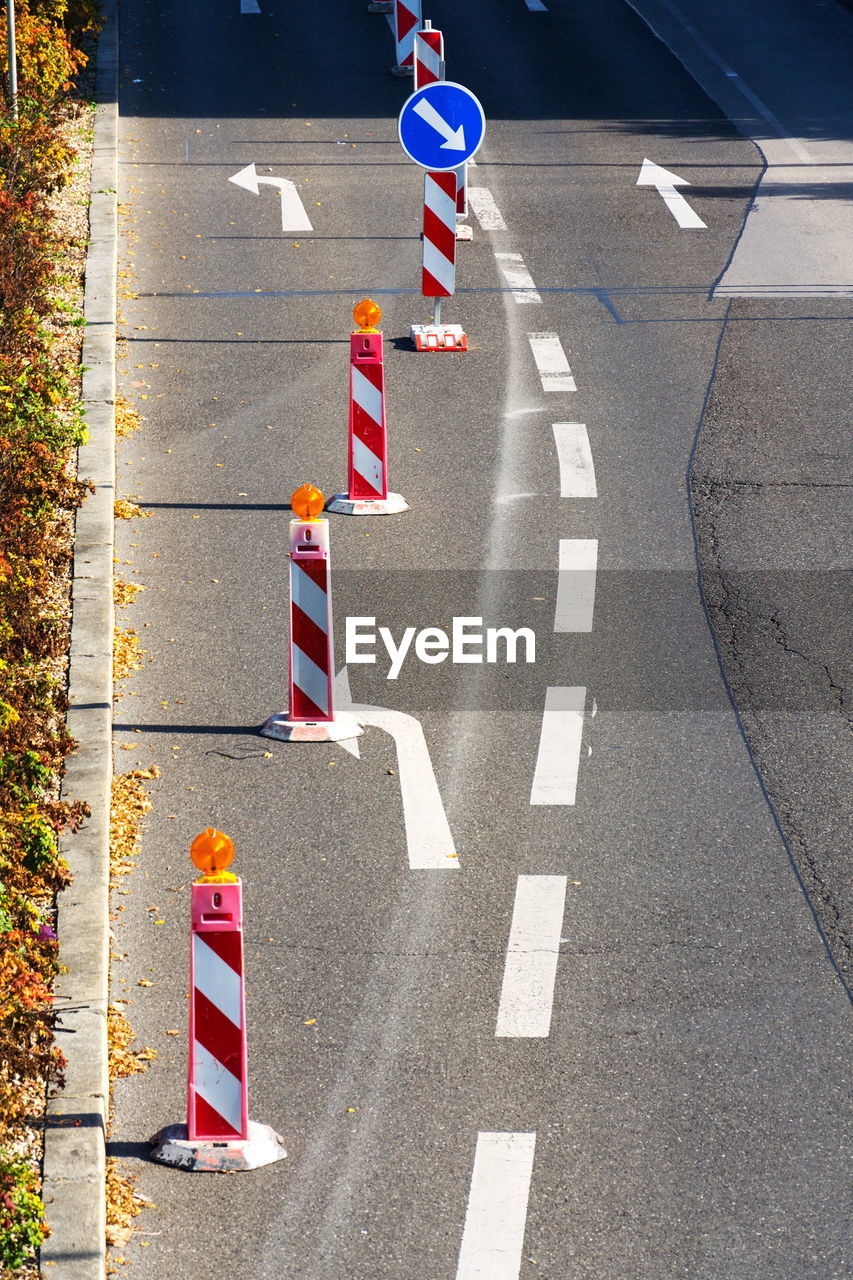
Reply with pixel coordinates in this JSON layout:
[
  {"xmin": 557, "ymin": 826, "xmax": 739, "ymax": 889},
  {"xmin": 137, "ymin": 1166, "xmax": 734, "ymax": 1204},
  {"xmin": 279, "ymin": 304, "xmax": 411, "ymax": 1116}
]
[
  {"xmin": 455, "ymin": 224, "xmax": 474, "ymax": 241},
  {"xmin": 411, "ymin": 323, "xmax": 468, "ymax": 352},
  {"xmin": 260, "ymin": 712, "xmax": 363, "ymax": 743},
  {"xmin": 150, "ymin": 1121, "xmax": 287, "ymax": 1172},
  {"xmin": 326, "ymin": 492, "xmax": 410, "ymax": 516},
  {"xmin": 391, "ymin": 64, "xmax": 414, "ymax": 77}
]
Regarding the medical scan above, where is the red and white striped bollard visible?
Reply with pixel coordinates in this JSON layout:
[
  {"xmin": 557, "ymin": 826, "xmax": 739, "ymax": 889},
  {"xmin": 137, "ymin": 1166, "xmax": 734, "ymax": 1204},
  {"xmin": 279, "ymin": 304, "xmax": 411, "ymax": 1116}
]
[
  {"xmin": 150, "ymin": 829, "xmax": 288, "ymax": 1172},
  {"xmin": 412, "ymin": 173, "xmax": 468, "ymax": 351},
  {"xmin": 262, "ymin": 485, "xmax": 363, "ymax": 741},
  {"xmin": 414, "ymin": 22, "xmax": 444, "ymax": 88},
  {"xmin": 329, "ymin": 300, "xmax": 409, "ymax": 516},
  {"xmin": 392, "ymin": 0, "xmax": 421, "ymax": 75}
]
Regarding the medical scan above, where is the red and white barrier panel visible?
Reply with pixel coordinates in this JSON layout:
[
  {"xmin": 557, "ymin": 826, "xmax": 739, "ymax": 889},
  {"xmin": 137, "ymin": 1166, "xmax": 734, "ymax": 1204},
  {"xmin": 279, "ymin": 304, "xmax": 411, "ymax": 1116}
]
[
  {"xmin": 262, "ymin": 485, "xmax": 362, "ymax": 743},
  {"xmin": 329, "ymin": 300, "xmax": 409, "ymax": 516},
  {"xmin": 413, "ymin": 26, "xmax": 471, "ymax": 241},
  {"xmin": 423, "ymin": 170, "xmax": 457, "ymax": 297},
  {"xmin": 455, "ymin": 163, "xmax": 472, "ymax": 239},
  {"xmin": 150, "ymin": 830, "xmax": 288, "ymax": 1172},
  {"xmin": 412, "ymin": 172, "xmax": 468, "ymax": 351},
  {"xmin": 414, "ymin": 23, "xmax": 444, "ymax": 88},
  {"xmin": 392, "ymin": 0, "xmax": 421, "ymax": 75}
]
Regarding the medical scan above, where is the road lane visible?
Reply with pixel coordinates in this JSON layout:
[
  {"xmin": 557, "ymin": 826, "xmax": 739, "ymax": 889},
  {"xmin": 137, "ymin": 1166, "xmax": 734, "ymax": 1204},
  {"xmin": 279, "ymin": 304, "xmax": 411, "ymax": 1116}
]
[{"xmin": 107, "ymin": 0, "xmax": 851, "ymax": 1276}]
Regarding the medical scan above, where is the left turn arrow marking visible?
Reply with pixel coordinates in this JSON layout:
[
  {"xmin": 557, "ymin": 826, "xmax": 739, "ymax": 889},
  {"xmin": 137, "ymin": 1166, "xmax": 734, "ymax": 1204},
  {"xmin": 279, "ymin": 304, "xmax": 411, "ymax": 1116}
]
[{"xmin": 228, "ymin": 163, "xmax": 314, "ymax": 232}]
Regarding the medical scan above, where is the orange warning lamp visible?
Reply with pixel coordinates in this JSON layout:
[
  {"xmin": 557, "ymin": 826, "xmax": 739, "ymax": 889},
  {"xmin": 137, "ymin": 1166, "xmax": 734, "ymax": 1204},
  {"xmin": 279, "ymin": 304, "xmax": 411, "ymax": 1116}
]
[
  {"xmin": 190, "ymin": 828, "xmax": 238, "ymax": 883},
  {"xmin": 353, "ymin": 298, "xmax": 382, "ymax": 333},
  {"xmin": 291, "ymin": 483, "xmax": 326, "ymax": 520}
]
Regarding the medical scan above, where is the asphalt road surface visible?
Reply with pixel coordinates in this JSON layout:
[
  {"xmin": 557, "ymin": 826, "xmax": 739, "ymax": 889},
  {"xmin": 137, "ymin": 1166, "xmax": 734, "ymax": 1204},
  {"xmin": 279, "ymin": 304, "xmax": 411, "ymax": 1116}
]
[{"xmin": 108, "ymin": 0, "xmax": 852, "ymax": 1276}]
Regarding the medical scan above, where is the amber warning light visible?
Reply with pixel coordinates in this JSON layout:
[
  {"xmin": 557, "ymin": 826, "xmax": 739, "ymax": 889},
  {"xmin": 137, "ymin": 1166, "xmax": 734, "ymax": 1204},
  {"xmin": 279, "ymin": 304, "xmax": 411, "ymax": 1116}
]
[
  {"xmin": 190, "ymin": 828, "xmax": 238, "ymax": 883},
  {"xmin": 291, "ymin": 483, "xmax": 326, "ymax": 520},
  {"xmin": 353, "ymin": 298, "xmax": 382, "ymax": 332}
]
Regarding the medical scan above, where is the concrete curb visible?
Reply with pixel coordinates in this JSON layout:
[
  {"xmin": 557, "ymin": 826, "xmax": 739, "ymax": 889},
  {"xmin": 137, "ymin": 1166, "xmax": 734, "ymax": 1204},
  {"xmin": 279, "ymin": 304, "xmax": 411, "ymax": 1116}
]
[{"xmin": 41, "ymin": 3, "xmax": 118, "ymax": 1276}]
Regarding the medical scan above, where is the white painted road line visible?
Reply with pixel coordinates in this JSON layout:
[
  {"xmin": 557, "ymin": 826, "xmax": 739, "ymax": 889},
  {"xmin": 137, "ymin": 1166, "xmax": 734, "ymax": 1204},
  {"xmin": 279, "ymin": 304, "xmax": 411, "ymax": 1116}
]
[
  {"xmin": 530, "ymin": 687, "xmax": 586, "ymax": 806},
  {"xmin": 495, "ymin": 252, "xmax": 541, "ymax": 303},
  {"xmin": 335, "ymin": 668, "xmax": 459, "ymax": 870},
  {"xmin": 555, "ymin": 538, "xmax": 598, "ymax": 633},
  {"xmin": 524, "ymin": 0, "xmax": 548, "ymax": 9},
  {"xmin": 455, "ymin": 1132, "xmax": 537, "ymax": 1280},
  {"xmin": 552, "ymin": 423, "xmax": 597, "ymax": 496},
  {"xmin": 495, "ymin": 876, "xmax": 568, "ymax": 1038},
  {"xmin": 527, "ymin": 332, "xmax": 576, "ymax": 392},
  {"xmin": 467, "ymin": 187, "xmax": 507, "ymax": 231},
  {"xmin": 240, "ymin": 0, "xmax": 261, "ymax": 11}
]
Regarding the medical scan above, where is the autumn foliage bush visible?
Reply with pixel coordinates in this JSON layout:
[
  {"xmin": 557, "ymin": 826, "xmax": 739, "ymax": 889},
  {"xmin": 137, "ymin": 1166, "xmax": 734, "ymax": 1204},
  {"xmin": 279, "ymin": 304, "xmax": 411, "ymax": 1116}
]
[{"xmin": 0, "ymin": 0, "xmax": 100, "ymax": 1268}]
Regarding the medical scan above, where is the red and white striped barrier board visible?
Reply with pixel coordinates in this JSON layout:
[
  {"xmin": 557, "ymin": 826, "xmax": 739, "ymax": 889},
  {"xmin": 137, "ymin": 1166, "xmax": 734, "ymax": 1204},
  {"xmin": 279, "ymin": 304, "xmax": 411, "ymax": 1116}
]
[
  {"xmin": 456, "ymin": 163, "xmax": 468, "ymax": 218},
  {"xmin": 392, "ymin": 0, "xmax": 421, "ymax": 74},
  {"xmin": 414, "ymin": 24, "xmax": 444, "ymax": 88},
  {"xmin": 329, "ymin": 323, "xmax": 409, "ymax": 516},
  {"xmin": 188, "ymin": 880, "xmax": 248, "ymax": 1142},
  {"xmin": 262, "ymin": 509, "xmax": 363, "ymax": 740},
  {"xmin": 423, "ymin": 170, "xmax": 457, "ymax": 298},
  {"xmin": 288, "ymin": 518, "xmax": 335, "ymax": 724},
  {"xmin": 349, "ymin": 332, "xmax": 388, "ymax": 503},
  {"xmin": 149, "ymin": 834, "xmax": 288, "ymax": 1171}
]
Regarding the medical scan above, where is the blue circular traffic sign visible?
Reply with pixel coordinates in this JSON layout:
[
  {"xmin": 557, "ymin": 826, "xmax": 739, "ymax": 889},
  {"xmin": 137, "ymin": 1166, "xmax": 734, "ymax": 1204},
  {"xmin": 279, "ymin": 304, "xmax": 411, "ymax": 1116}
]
[{"xmin": 398, "ymin": 81, "xmax": 486, "ymax": 171}]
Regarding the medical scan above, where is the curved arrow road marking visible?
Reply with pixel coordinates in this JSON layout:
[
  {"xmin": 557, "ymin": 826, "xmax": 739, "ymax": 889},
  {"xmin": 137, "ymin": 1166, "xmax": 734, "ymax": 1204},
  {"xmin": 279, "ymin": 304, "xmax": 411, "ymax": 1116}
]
[
  {"xmin": 637, "ymin": 157, "xmax": 706, "ymax": 229},
  {"xmin": 228, "ymin": 162, "xmax": 313, "ymax": 231},
  {"xmin": 412, "ymin": 98, "xmax": 467, "ymax": 150},
  {"xmin": 336, "ymin": 668, "xmax": 458, "ymax": 870}
]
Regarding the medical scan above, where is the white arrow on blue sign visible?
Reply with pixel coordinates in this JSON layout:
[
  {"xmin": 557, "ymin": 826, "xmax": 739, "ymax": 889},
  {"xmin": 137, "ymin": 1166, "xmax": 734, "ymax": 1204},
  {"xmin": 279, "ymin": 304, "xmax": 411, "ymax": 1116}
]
[{"xmin": 398, "ymin": 81, "xmax": 486, "ymax": 171}]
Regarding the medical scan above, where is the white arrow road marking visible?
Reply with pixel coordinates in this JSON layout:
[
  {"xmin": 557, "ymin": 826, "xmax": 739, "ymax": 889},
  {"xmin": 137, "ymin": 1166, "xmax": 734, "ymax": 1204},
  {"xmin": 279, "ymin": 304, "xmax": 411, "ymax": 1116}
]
[
  {"xmin": 412, "ymin": 98, "xmax": 467, "ymax": 150},
  {"xmin": 336, "ymin": 668, "xmax": 458, "ymax": 869},
  {"xmin": 530, "ymin": 686, "xmax": 586, "ymax": 806},
  {"xmin": 636, "ymin": 157, "xmax": 707, "ymax": 229},
  {"xmin": 228, "ymin": 162, "xmax": 313, "ymax": 232},
  {"xmin": 456, "ymin": 1132, "xmax": 537, "ymax": 1279},
  {"xmin": 552, "ymin": 423, "xmax": 597, "ymax": 496},
  {"xmin": 495, "ymin": 876, "xmax": 568, "ymax": 1037}
]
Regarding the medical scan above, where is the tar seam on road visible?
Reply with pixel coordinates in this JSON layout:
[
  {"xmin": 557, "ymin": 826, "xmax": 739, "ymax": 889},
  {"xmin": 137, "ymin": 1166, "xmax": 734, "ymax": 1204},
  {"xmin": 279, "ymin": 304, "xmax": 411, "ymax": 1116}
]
[{"xmin": 40, "ymin": 3, "xmax": 118, "ymax": 1276}]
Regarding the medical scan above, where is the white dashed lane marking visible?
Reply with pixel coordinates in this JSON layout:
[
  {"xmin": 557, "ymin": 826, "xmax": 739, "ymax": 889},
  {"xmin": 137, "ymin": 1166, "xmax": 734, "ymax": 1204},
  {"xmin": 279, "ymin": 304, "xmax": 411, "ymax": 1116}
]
[
  {"xmin": 530, "ymin": 686, "xmax": 586, "ymax": 806},
  {"xmin": 555, "ymin": 539, "xmax": 598, "ymax": 633},
  {"xmin": 467, "ymin": 187, "xmax": 508, "ymax": 230},
  {"xmin": 552, "ymin": 422, "xmax": 597, "ymax": 496},
  {"xmin": 495, "ymin": 876, "xmax": 568, "ymax": 1037},
  {"xmin": 496, "ymin": 252, "xmax": 541, "ymax": 303},
  {"xmin": 455, "ymin": 1132, "xmax": 537, "ymax": 1279},
  {"xmin": 527, "ymin": 332, "xmax": 576, "ymax": 392},
  {"xmin": 524, "ymin": 0, "xmax": 548, "ymax": 9}
]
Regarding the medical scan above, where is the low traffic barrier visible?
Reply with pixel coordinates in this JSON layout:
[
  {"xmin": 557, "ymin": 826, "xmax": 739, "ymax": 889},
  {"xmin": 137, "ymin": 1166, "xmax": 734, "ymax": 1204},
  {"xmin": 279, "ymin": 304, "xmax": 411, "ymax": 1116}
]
[
  {"xmin": 150, "ymin": 830, "xmax": 288, "ymax": 1172},
  {"xmin": 392, "ymin": 0, "xmax": 421, "ymax": 75},
  {"xmin": 262, "ymin": 484, "xmax": 363, "ymax": 743},
  {"xmin": 412, "ymin": 171, "xmax": 468, "ymax": 351},
  {"xmin": 329, "ymin": 299, "xmax": 409, "ymax": 516},
  {"xmin": 414, "ymin": 21, "xmax": 444, "ymax": 87}
]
